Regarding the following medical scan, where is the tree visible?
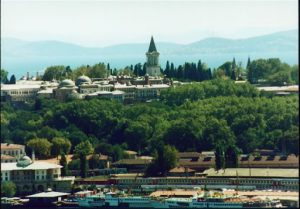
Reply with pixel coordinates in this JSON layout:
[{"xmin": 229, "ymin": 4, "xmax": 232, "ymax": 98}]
[
  {"xmin": 27, "ymin": 138, "xmax": 52, "ymax": 159},
  {"xmin": 145, "ymin": 142, "xmax": 178, "ymax": 176},
  {"xmin": 290, "ymin": 65, "xmax": 299, "ymax": 84},
  {"xmin": 107, "ymin": 63, "xmax": 111, "ymax": 76},
  {"xmin": 112, "ymin": 145, "xmax": 125, "ymax": 162},
  {"xmin": 88, "ymin": 63, "xmax": 107, "ymax": 78},
  {"xmin": 267, "ymin": 70, "xmax": 292, "ymax": 86},
  {"xmin": 218, "ymin": 61, "xmax": 232, "ymax": 77},
  {"xmin": 246, "ymin": 57, "xmax": 251, "ymax": 69},
  {"xmin": 215, "ymin": 144, "xmax": 225, "ymax": 170},
  {"xmin": 232, "ymin": 57, "xmax": 236, "ymax": 71},
  {"xmin": 231, "ymin": 70, "xmax": 236, "ymax": 80},
  {"xmin": 9, "ymin": 74, "xmax": 16, "ymax": 84},
  {"xmin": 225, "ymin": 145, "xmax": 240, "ymax": 168},
  {"xmin": 1, "ymin": 181, "xmax": 16, "ymax": 197},
  {"xmin": 124, "ymin": 121, "xmax": 151, "ymax": 152},
  {"xmin": 60, "ymin": 153, "xmax": 68, "ymax": 176},
  {"xmin": 1, "ymin": 69, "xmax": 9, "ymax": 83},
  {"xmin": 42, "ymin": 65, "xmax": 66, "ymax": 81},
  {"xmin": 74, "ymin": 141, "xmax": 94, "ymax": 178},
  {"xmin": 165, "ymin": 61, "xmax": 170, "ymax": 77},
  {"xmin": 74, "ymin": 140, "xmax": 94, "ymax": 156},
  {"xmin": 52, "ymin": 137, "xmax": 71, "ymax": 158},
  {"xmin": 79, "ymin": 154, "xmax": 88, "ymax": 178}
]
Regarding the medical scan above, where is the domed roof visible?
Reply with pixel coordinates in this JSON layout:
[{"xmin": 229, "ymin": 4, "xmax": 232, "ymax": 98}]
[
  {"xmin": 76, "ymin": 75, "xmax": 91, "ymax": 86},
  {"xmin": 59, "ymin": 79, "xmax": 75, "ymax": 88},
  {"xmin": 17, "ymin": 155, "xmax": 32, "ymax": 167}
]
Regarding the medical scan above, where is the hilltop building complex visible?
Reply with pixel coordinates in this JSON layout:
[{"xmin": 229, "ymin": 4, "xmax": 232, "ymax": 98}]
[{"xmin": 0, "ymin": 37, "xmax": 172, "ymax": 103}]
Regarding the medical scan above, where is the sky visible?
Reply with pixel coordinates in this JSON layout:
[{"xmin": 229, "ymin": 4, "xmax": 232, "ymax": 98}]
[{"xmin": 2, "ymin": 0, "xmax": 298, "ymax": 47}]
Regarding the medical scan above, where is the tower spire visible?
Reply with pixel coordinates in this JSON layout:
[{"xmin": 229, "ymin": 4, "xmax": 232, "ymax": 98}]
[{"xmin": 148, "ymin": 36, "xmax": 157, "ymax": 52}]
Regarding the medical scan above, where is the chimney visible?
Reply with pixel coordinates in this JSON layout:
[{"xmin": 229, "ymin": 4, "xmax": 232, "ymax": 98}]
[
  {"xmin": 27, "ymin": 72, "xmax": 30, "ymax": 80},
  {"xmin": 36, "ymin": 72, "xmax": 39, "ymax": 78},
  {"xmin": 32, "ymin": 149, "xmax": 35, "ymax": 162}
]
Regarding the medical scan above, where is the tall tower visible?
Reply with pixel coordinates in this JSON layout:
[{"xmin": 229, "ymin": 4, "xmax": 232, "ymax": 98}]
[{"xmin": 146, "ymin": 36, "xmax": 161, "ymax": 77}]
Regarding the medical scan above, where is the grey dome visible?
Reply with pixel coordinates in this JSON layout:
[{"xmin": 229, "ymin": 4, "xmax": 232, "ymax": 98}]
[
  {"xmin": 17, "ymin": 156, "xmax": 32, "ymax": 167},
  {"xmin": 76, "ymin": 75, "xmax": 91, "ymax": 86},
  {"xmin": 59, "ymin": 79, "xmax": 75, "ymax": 88}
]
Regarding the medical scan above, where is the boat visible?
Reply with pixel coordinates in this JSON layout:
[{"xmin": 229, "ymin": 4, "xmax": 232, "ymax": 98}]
[
  {"xmin": 77, "ymin": 190, "xmax": 284, "ymax": 208},
  {"xmin": 77, "ymin": 193, "xmax": 105, "ymax": 208},
  {"xmin": 104, "ymin": 192, "xmax": 153, "ymax": 208}
]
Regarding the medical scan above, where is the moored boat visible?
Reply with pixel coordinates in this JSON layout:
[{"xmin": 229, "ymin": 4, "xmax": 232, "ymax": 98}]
[{"xmin": 77, "ymin": 189, "xmax": 284, "ymax": 208}]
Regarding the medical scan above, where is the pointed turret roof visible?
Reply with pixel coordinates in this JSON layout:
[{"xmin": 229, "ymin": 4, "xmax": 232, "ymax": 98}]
[{"xmin": 148, "ymin": 36, "xmax": 157, "ymax": 52}]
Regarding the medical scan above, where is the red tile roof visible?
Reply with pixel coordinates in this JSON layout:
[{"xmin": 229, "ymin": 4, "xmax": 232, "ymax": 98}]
[{"xmin": 1, "ymin": 143, "xmax": 24, "ymax": 150}]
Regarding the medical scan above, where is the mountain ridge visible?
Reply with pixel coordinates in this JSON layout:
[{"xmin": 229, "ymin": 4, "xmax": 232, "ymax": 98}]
[{"xmin": 2, "ymin": 29, "xmax": 298, "ymax": 78}]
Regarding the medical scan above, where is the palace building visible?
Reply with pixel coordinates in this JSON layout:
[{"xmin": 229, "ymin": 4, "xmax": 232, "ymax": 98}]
[{"xmin": 1, "ymin": 155, "xmax": 75, "ymax": 194}]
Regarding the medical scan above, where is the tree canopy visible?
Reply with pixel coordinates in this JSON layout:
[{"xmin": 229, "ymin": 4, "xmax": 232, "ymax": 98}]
[{"xmin": 1, "ymin": 76, "xmax": 298, "ymax": 166}]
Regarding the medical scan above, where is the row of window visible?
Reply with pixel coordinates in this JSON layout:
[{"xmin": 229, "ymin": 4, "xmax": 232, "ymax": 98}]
[
  {"xmin": 119, "ymin": 178, "xmax": 298, "ymax": 185},
  {"xmin": 8, "ymin": 90, "xmax": 37, "ymax": 95},
  {"xmin": 2, "ymin": 160, "xmax": 15, "ymax": 163},
  {"xmin": 2, "ymin": 149, "xmax": 23, "ymax": 156},
  {"xmin": 1, "ymin": 172, "xmax": 9, "ymax": 177}
]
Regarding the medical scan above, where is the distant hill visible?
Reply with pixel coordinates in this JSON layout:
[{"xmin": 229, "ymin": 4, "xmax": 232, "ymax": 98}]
[{"xmin": 1, "ymin": 29, "xmax": 298, "ymax": 79}]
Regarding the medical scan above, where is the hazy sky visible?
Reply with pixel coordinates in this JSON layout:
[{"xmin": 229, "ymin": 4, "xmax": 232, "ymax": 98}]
[{"xmin": 2, "ymin": 0, "xmax": 298, "ymax": 47}]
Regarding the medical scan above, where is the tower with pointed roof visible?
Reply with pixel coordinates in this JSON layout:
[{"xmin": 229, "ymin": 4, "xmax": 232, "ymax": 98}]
[{"xmin": 146, "ymin": 36, "xmax": 160, "ymax": 77}]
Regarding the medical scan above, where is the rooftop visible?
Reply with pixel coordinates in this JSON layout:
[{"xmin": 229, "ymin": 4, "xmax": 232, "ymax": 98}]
[
  {"xmin": 1, "ymin": 161, "xmax": 62, "ymax": 171},
  {"xmin": 150, "ymin": 190, "xmax": 201, "ymax": 197},
  {"xmin": 124, "ymin": 150, "xmax": 138, "ymax": 155},
  {"xmin": 178, "ymin": 152, "xmax": 201, "ymax": 158},
  {"xmin": 169, "ymin": 166, "xmax": 195, "ymax": 173},
  {"xmin": 1, "ymin": 143, "xmax": 25, "ymax": 150},
  {"xmin": 37, "ymin": 154, "xmax": 74, "ymax": 164},
  {"xmin": 203, "ymin": 168, "xmax": 299, "ymax": 178},
  {"xmin": 1, "ymin": 84, "xmax": 41, "ymax": 90},
  {"xmin": 26, "ymin": 191, "xmax": 69, "ymax": 198},
  {"xmin": 257, "ymin": 85, "xmax": 299, "ymax": 92},
  {"xmin": 148, "ymin": 36, "xmax": 157, "ymax": 53},
  {"xmin": 112, "ymin": 158, "xmax": 152, "ymax": 165}
]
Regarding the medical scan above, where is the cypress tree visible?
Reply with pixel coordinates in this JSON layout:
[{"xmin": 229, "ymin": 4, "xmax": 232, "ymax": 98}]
[
  {"xmin": 165, "ymin": 61, "xmax": 170, "ymax": 77},
  {"xmin": 142, "ymin": 63, "xmax": 147, "ymax": 76},
  {"xmin": 107, "ymin": 63, "xmax": 111, "ymax": 76},
  {"xmin": 231, "ymin": 70, "xmax": 237, "ymax": 80},
  {"xmin": 60, "ymin": 153, "xmax": 68, "ymax": 176},
  {"xmin": 9, "ymin": 75, "xmax": 16, "ymax": 84},
  {"xmin": 246, "ymin": 57, "xmax": 251, "ymax": 69},
  {"xmin": 225, "ymin": 146, "xmax": 240, "ymax": 168},
  {"xmin": 232, "ymin": 57, "xmax": 236, "ymax": 70},
  {"xmin": 215, "ymin": 145, "xmax": 225, "ymax": 170},
  {"xmin": 170, "ymin": 63, "xmax": 175, "ymax": 78},
  {"xmin": 208, "ymin": 68, "xmax": 212, "ymax": 80},
  {"xmin": 79, "ymin": 154, "xmax": 88, "ymax": 178}
]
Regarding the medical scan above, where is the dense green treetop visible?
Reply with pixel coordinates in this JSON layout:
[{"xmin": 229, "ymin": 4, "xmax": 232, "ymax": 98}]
[
  {"xmin": 247, "ymin": 58, "xmax": 298, "ymax": 85},
  {"xmin": 1, "ymin": 78, "xmax": 298, "ymax": 161},
  {"xmin": 1, "ymin": 181, "xmax": 16, "ymax": 197},
  {"xmin": 1, "ymin": 69, "xmax": 9, "ymax": 84}
]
